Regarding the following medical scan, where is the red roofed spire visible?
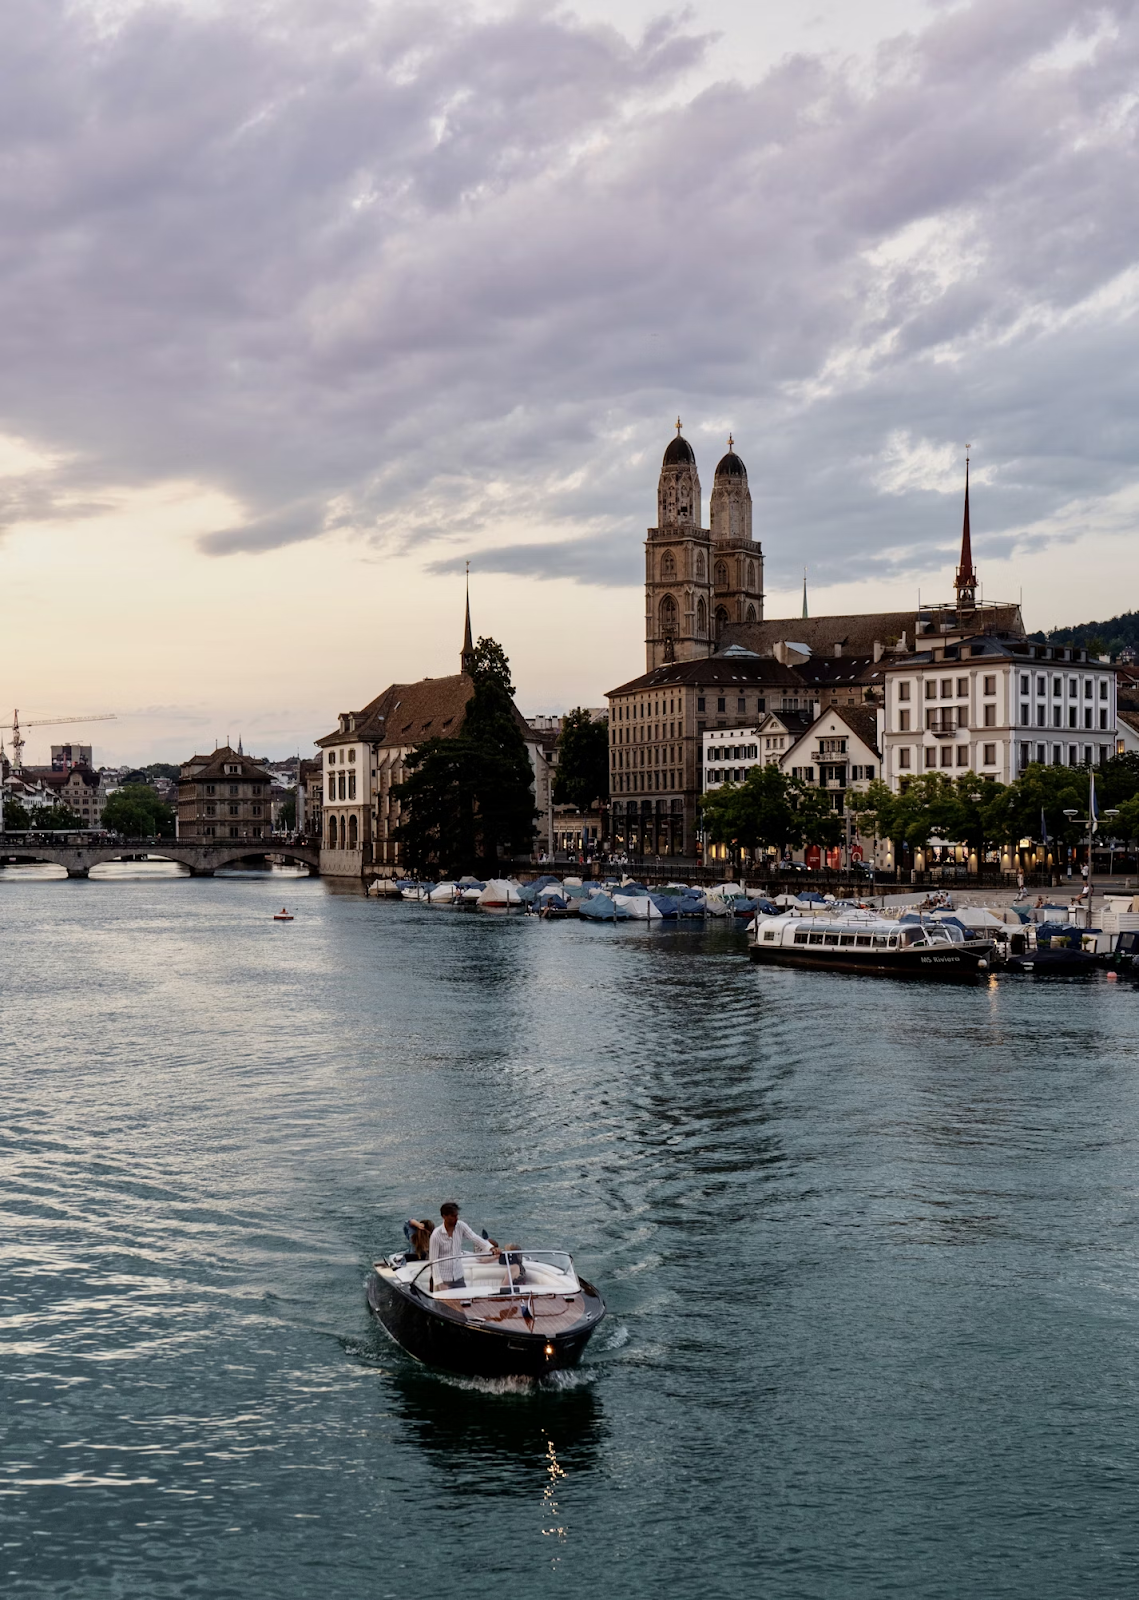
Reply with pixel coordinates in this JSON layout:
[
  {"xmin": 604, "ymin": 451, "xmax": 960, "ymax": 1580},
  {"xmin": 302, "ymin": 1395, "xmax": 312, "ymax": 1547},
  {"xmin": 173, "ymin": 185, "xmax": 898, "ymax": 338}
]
[{"xmin": 955, "ymin": 454, "xmax": 977, "ymax": 611}]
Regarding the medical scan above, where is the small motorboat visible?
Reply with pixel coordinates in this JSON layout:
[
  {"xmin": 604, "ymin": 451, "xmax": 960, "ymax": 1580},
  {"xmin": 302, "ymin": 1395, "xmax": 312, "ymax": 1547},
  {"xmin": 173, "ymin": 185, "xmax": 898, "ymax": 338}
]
[
  {"xmin": 273, "ymin": 908, "xmax": 294, "ymax": 921},
  {"xmin": 366, "ymin": 1245, "xmax": 606, "ymax": 1378}
]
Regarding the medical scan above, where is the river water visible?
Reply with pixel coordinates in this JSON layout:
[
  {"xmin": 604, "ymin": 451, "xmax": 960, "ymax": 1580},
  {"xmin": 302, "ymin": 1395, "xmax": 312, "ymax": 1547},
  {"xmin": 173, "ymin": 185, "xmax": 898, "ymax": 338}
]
[{"xmin": 3, "ymin": 865, "xmax": 1139, "ymax": 1598}]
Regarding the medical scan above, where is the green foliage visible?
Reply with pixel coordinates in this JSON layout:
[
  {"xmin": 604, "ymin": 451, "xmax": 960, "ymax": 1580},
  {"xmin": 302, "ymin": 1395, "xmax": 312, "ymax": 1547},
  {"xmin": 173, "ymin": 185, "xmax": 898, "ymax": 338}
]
[
  {"xmin": 700, "ymin": 764, "xmax": 843, "ymax": 855},
  {"xmin": 394, "ymin": 637, "xmax": 535, "ymax": 872},
  {"xmin": 1030, "ymin": 610, "xmax": 1139, "ymax": 660},
  {"xmin": 279, "ymin": 790, "xmax": 297, "ymax": 830},
  {"xmin": 1096, "ymin": 753, "xmax": 1139, "ymax": 809},
  {"xmin": 29, "ymin": 805, "xmax": 85, "ymax": 831},
  {"xmin": 854, "ymin": 773, "xmax": 1007, "ymax": 852},
  {"xmin": 142, "ymin": 763, "xmax": 181, "ymax": 782},
  {"xmin": 102, "ymin": 784, "xmax": 175, "ymax": 837},
  {"xmin": 1113, "ymin": 795, "xmax": 1139, "ymax": 841},
  {"xmin": 2, "ymin": 796, "xmax": 31, "ymax": 830},
  {"xmin": 553, "ymin": 709, "xmax": 609, "ymax": 811}
]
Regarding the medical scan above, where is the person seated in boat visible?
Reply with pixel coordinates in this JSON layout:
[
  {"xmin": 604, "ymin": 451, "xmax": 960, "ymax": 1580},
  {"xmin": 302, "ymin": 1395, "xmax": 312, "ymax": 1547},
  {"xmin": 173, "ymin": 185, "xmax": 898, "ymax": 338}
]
[
  {"xmin": 403, "ymin": 1217, "xmax": 434, "ymax": 1260},
  {"xmin": 496, "ymin": 1243, "xmax": 527, "ymax": 1286},
  {"xmin": 429, "ymin": 1202, "xmax": 498, "ymax": 1290}
]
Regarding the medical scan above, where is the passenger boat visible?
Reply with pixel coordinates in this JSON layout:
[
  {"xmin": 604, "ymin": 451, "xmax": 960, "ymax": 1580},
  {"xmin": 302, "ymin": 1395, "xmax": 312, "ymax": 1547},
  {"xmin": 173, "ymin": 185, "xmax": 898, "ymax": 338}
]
[
  {"xmin": 273, "ymin": 908, "xmax": 294, "ymax": 921},
  {"xmin": 366, "ymin": 1247, "xmax": 606, "ymax": 1378},
  {"xmin": 748, "ymin": 912, "xmax": 994, "ymax": 978}
]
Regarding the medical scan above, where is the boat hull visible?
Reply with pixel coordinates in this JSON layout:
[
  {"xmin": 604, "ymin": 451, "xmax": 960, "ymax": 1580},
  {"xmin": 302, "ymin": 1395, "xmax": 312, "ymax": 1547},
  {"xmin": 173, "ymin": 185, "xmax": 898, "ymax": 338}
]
[
  {"xmin": 748, "ymin": 941, "xmax": 992, "ymax": 979},
  {"xmin": 366, "ymin": 1270, "xmax": 605, "ymax": 1379}
]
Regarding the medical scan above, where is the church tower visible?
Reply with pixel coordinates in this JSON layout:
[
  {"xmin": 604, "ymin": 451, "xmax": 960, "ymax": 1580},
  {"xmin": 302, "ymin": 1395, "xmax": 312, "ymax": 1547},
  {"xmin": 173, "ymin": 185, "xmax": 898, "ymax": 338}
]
[
  {"xmin": 708, "ymin": 438, "xmax": 763, "ymax": 646},
  {"xmin": 645, "ymin": 422, "xmax": 712, "ymax": 670}
]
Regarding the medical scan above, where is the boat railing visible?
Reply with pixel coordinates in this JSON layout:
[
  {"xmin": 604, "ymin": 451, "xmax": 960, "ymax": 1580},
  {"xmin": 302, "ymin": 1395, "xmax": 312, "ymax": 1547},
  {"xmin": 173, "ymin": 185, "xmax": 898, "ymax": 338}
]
[{"xmin": 400, "ymin": 1248, "xmax": 579, "ymax": 1300}]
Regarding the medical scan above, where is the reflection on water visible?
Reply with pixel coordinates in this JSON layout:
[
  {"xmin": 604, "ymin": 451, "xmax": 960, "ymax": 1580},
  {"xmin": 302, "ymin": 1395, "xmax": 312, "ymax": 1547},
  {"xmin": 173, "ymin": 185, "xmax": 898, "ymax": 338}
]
[{"xmin": 3, "ymin": 877, "xmax": 1139, "ymax": 1598}]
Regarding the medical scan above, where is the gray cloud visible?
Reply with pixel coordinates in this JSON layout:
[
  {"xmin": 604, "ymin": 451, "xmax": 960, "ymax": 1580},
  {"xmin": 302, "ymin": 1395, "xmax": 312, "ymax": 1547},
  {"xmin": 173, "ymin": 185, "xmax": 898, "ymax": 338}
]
[{"xmin": 2, "ymin": 0, "xmax": 1139, "ymax": 599}]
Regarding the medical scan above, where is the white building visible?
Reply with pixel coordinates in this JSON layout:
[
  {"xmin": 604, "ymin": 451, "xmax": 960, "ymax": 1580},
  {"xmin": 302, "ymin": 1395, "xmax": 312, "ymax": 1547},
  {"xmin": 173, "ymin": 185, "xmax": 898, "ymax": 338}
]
[{"xmin": 881, "ymin": 635, "xmax": 1118, "ymax": 790}]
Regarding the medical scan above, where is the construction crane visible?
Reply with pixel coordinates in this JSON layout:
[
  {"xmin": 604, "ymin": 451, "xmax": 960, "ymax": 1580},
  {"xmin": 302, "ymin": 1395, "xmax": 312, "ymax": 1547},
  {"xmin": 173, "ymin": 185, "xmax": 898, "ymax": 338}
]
[{"xmin": 9, "ymin": 709, "xmax": 117, "ymax": 771}]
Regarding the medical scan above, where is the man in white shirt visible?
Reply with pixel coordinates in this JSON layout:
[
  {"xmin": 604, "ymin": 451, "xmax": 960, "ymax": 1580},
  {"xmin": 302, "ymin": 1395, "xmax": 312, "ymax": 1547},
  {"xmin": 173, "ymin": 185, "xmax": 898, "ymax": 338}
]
[{"xmin": 429, "ymin": 1201, "xmax": 497, "ymax": 1289}]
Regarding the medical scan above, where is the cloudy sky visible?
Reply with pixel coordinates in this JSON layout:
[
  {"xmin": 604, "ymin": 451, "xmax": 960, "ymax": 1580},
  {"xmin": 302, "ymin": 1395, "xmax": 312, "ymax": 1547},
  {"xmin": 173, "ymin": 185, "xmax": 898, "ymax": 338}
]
[{"xmin": 2, "ymin": 0, "xmax": 1137, "ymax": 764}]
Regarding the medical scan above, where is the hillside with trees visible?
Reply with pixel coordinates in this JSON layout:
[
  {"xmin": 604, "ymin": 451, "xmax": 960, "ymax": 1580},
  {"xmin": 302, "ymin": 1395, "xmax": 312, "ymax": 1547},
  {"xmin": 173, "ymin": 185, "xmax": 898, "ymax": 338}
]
[{"xmin": 1030, "ymin": 610, "xmax": 1139, "ymax": 658}]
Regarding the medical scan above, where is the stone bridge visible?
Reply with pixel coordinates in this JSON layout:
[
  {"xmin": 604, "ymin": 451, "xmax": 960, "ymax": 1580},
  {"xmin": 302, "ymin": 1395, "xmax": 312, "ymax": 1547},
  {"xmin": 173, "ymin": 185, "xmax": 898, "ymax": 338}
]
[{"xmin": 0, "ymin": 837, "xmax": 321, "ymax": 878}]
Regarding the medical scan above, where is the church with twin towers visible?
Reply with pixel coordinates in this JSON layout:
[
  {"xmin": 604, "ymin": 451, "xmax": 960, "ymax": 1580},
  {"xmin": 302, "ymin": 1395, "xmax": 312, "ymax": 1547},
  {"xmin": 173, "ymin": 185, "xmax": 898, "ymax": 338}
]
[{"xmin": 645, "ymin": 422, "xmax": 764, "ymax": 671}]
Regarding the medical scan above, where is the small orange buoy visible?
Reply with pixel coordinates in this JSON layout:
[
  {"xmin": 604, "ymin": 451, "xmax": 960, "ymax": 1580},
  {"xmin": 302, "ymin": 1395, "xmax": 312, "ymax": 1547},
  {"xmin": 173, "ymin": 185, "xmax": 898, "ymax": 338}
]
[{"xmin": 273, "ymin": 908, "xmax": 294, "ymax": 921}]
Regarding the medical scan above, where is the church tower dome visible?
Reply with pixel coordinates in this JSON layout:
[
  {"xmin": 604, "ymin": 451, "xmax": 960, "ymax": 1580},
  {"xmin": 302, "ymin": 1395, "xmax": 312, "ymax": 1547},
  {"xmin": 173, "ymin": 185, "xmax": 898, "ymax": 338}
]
[
  {"xmin": 656, "ymin": 420, "xmax": 701, "ymax": 528},
  {"xmin": 709, "ymin": 435, "xmax": 752, "ymax": 543}
]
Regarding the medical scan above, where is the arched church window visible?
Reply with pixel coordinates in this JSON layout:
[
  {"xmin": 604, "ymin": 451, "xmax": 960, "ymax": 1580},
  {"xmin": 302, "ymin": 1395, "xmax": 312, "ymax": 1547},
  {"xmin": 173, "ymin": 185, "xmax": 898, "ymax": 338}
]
[
  {"xmin": 660, "ymin": 550, "xmax": 676, "ymax": 579},
  {"xmin": 695, "ymin": 551, "xmax": 706, "ymax": 581},
  {"xmin": 696, "ymin": 598, "xmax": 707, "ymax": 636},
  {"xmin": 747, "ymin": 561, "xmax": 756, "ymax": 591},
  {"xmin": 746, "ymin": 603, "xmax": 757, "ymax": 622},
  {"xmin": 715, "ymin": 605, "xmax": 729, "ymax": 641},
  {"xmin": 659, "ymin": 594, "xmax": 677, "ymax": 634},
  {"xmin": 714, "ymin": 561, "xmax": 728, "ymax": 590}
]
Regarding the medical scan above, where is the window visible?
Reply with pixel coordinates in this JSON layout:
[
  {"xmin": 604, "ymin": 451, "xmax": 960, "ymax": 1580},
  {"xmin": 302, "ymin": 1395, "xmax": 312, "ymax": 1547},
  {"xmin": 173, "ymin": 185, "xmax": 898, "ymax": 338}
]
[
  {"xmin": 957, "ymin": 677, "xmax": 969, "ymax": 697},
  {"xmin": 1053, "ymin": 706, "xmax": 1062, "ymax": 728},
  {"xmin": 925, "ymin": 680, "xmax": 937, "ymax": 700},
  {"xmin": 229, "ymin": 803, "xmax": 239, "ymax": 816},
  {"xmin": 1021, "ymin": 703, "xmax": 1029, "ymax": 726},
  {"xmin": 1100, "ymin": 709, "xmax": 1108, "ymax": 729},
  {"xmin": 205, "ymin": 784, "xmax": 215, "ymax": 796},
  {"xmin": 1100, "ymin": 681, "xmax": 1108, "ymax": 700},
  {"xmin": 348, "ymin": 773, "xmax": 357, "ymax": 799},
  {"xmin": 898, "ymin": 748, "xmax": 911, "ymax": 770},
  {"xmin": 1020, "ymin": 674, "xmax": 1030, "ymax": 695},
  {"xmin": 1053, "ymin": 678, "xmax": 1062, "ymax": 696},
  {"xmin": 1068, "ymin": 745, "xmax": 1078, "ymax": 766},
  {"xmin": 925, "ymin": 748, "xmax": 937, "ymax": 769},
  {"xmin": 899, "ymin": 709, "xmax": 910, "ymax": 731},
  {"xmin": 793, "ymin": 930, "xmax": 809, "ymax": 945},
  {"xmin": 229, "ymin": 784, "xmax": 238, "ymax": 795},
  {"xmin": 1068, "ymin": 707, "xmax": 1077, "ymax": 728},
  {"xmin": 660, "ymin": 549, "xmax": 676, "ymax": 578},
  {"xmin": 1084, "ymin": 680, "xmax": 1093, "ymax": 699},
  {"xmin": 338, "ymin": 773, "xmax": 346, "ymax": 800},
  {"xmin": 696, "ymin": 598, "xmax": 707, "ymax": 635},
  {"xmin": 898, "ymin": 682, "xmax": 911, "ymax": 702},
  {"xmin": 956, "ymin": 746, "xmax": 968, "ymax": 766},
  {"xmin": 348, "ymin": 815, "xmax": 358, "ymax": 849},
  {"xmin": 659, "ymin": 594, "xmax": 677, "ymax": 633},
  {"xmin": 252, "ymin": 804, "xmax": 262, "ymax": 816},
  {"xmin": 717, "ymin": 698, "xmax": 726, "ymax": 712},
  {"xmin": 839, "ymin": 934, "xmax": 856, "ymax": 947},
  {"xmin": 864, "ymin": 764, "xmax": 875, "ymax": 780},
  {"xmin": 940, "ymin": 679, "xmax": 953, "ymax": 698},
  {"xmin": 983, "ymin": 743, "xmax": 996, "ymax": 764},
  {"xmin": 983, "ymin": 675, "xmax": 996, "ymax": 695},
  {"xmin": 1068, "ymin": 679, "xmax": 1077, "ymax": 697},
  {"xmin": 714, "ymin": 561, "xmax": 728, "ymax": 589},
  {"xmin": 1084, "ymin": 708, "xmax": 1093, "ymax": 729},
  {"xmin": 940, "ymin": 746, "xmax": 953, "ymax": 767},
  {"xmin": 695, "ymin": 551, "xmax": 706, "ymax": 581},
  {"xmin": 1037, "ymin": 677, "xmax": 1045, "ymax": 696},
  {"xmin": 329, "ymin": 817, "xmax": 338, "ymax": 848},
  {"xmin": 983, "ymin": 704, "xmax": 996, "ymax": 727},
  {"xmin": 737, "ymin": 697, "xmax": 746, "ymax": 713},
  {"xmin": 856, "ymin": 935, "xmax": 872, "ymax": 948},
  {"xmin": 1036, "ymin": 706, "xmax": 1045, "ymax": 726}
]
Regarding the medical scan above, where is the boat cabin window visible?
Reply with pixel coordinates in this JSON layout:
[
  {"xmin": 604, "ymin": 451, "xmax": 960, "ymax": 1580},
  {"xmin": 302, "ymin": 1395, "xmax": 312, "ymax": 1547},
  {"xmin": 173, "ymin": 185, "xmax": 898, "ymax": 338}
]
[
  {"xmin": 794, "ymin": 930, "xmax": 809, "ymax": 945},
  {"xmin": 808, "ymin": 932, "xmax": 824, "ymax": 945},
  {"xmin": 763, "ymin": 930, "xmax": 776, "ymax": 942},
  {"xmin": 855, "ymin": 935, "xmax": 872, "ymax": 946},
  {"xmin": 889, "ymin": 934, "xmax": 899, "ymax": 948},
  {"xmin": 839, "ymin": 934, "xmax": 855, "ymax": 946},
  {"xmin": 823, "ymin": 932, "xmax": 839, "ymax": 945},
  {"xmin": 872, "ymin": 935, "xmax": 889, "ymax": 948}
]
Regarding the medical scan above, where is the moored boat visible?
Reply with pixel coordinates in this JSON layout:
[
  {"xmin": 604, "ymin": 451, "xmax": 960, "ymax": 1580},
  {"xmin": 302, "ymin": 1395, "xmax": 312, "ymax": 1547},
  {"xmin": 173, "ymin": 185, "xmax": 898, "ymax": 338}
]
[
  {"xmin": 366, "ymin": 1247, "xmax": 606, "ymax": 1378},
  {"xmin": 749, "ymin": 912, "xmax": 994, "ymax": 978}
]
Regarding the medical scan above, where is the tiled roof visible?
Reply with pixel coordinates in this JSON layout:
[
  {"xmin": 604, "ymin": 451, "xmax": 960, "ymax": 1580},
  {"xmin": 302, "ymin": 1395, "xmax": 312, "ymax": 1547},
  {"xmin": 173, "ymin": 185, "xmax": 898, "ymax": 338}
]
[
  {"xmin": 833, "ymin": 703, "xmax": 881, "ymax": 754},
  {"xmin": 607, "ymin": 657, "xmax": 804, "ymax": 696},
  {"xmin": 176, "ymin": 746, "xmax": 272, "ymax": 784},
  {"xmin": 721, "ymin": 604, "xmax": 1025, "ymax": 659}
]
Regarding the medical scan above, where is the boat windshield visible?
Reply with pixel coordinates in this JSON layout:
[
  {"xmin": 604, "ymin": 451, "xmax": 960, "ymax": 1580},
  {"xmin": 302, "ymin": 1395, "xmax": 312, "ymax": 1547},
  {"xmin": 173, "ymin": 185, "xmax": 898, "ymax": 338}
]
[{"xmin": 398, "ymin": 1248, "xmax": 580, "ymax": 1300}]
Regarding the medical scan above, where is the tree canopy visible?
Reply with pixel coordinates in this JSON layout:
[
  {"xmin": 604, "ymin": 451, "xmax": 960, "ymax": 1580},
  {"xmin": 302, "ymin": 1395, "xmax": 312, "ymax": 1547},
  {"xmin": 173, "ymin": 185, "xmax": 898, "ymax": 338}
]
[
  {"xmin": 700, "ymin": 764, "xmax": 843, "ymax": 856},
  {"xmin": 553, "ymin": 709, "xmax": 609, "ymax": 811},
  {"xmin": 27, "ymin": 805, "xmax": 85, "ymax": 831},
  {"xmin": 2, "ymin": 796, "xmax": 31, "ymax": 830},
  {"xmin": 393, "ymin": 636, "xmax": 535, "ymax": 873},
  {"xmin": 102, "ymin": 785, "xmax": 175, "ymax": 837}
]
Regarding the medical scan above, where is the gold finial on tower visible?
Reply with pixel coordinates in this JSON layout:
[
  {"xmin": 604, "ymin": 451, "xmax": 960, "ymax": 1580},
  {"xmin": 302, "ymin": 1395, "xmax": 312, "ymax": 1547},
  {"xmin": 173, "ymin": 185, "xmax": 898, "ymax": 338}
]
[
  {"xmin": 676, "ymin": 416, "xmax": 683, "ymax": 434},
  {"xmin": 727, "ymin": 433, "xmax": 734, "ymax": 451}
]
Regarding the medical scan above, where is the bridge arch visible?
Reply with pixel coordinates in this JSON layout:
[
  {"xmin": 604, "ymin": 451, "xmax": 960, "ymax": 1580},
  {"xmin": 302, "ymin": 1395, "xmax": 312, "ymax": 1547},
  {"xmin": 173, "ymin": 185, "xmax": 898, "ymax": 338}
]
[{"xmin": 0, "ymin": 839, "xmax": 320, "ymax": 878}]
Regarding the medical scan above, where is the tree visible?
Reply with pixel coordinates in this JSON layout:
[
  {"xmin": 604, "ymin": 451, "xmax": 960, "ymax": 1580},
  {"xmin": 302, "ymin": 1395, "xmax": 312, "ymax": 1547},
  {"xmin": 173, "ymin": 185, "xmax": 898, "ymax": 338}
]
[
  {"xmin": 30, "ymin": 805, "xmax": 85, "ymax": 831},
  {"xmin": 553, "ymin": 709, "xmax": 609, "ymax": 810},
  {"xmin": 1097, "ymin": 753, "xmax": 1139, "ymax": 810},
  {"xmin": 102, "ymin": 784, "xmax": 175, "ymax": 837},
  {"xmin": 142, "ymin": 763, "xmax": 181, "ymax": 782},
  {"xmin": 279, "ymin": 790, "xmax": 297, "ymax": 830},
  {"xmin": 700, "ymin": 765, "xmax": 842, "ymax": 858},
  {"xmin": 393, "ymin": 637, "xmax": 536, "ymax": 873},
  {"xmin": 2, "ymin": 796, "xmax": 31, "ymax": 830}
]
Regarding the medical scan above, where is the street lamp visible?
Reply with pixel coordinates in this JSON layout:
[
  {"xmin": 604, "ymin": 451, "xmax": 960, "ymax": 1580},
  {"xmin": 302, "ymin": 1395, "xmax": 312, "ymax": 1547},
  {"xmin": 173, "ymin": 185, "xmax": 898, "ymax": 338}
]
[{"xmin": 1063, "ymin": 802, "xmax": 1120, "ymax": 928}]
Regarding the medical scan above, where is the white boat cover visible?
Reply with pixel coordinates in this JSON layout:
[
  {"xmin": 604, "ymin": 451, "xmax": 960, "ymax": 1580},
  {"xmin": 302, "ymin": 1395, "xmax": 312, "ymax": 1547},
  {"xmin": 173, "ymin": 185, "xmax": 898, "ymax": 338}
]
[{"xmin": 477, "ymin": 878, "xmax": 522, "ymax": 907}]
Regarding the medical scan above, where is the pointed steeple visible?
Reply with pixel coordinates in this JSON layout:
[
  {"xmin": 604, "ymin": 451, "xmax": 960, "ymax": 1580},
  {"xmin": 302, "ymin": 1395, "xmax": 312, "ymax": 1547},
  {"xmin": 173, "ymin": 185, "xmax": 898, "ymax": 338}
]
[
  {"xmin": 802, "ymin": 568, "xmax": 809, "ymax": 620},
  {"xmin": 461, "ymin": 562, "xmax": 475, "ymax": 676},
  {"xmin": 955, "ymin": 452, "xmax": 978, "ymax": 612}
]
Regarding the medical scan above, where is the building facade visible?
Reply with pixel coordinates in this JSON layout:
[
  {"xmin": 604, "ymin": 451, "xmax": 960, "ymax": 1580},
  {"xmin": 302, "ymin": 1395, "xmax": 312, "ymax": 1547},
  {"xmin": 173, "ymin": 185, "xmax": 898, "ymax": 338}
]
[
  {"xmin": 177, "ymin": 748, "xmax": 274, "ymax": 840},
  {"xmin": 880, "ymin": 637, "xmax": 1118, "ymax": 790}
]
